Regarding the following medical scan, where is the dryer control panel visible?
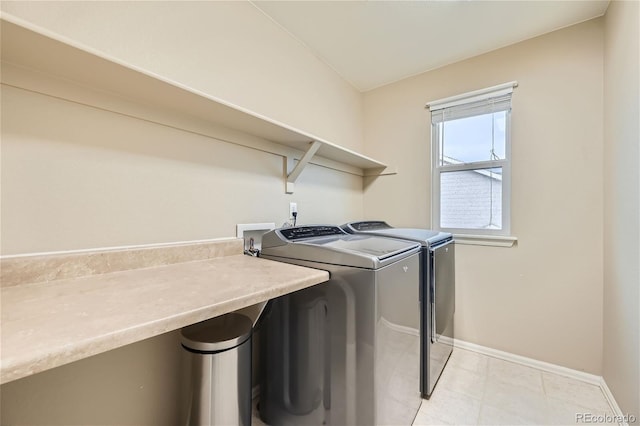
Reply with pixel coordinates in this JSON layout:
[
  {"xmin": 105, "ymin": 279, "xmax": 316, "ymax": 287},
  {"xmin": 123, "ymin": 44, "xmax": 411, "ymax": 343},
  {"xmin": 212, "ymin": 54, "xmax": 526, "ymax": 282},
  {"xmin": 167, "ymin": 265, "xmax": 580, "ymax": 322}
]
[{"xmin": 346, "ymin": 221, "xmax": 391, "ymax": 231}]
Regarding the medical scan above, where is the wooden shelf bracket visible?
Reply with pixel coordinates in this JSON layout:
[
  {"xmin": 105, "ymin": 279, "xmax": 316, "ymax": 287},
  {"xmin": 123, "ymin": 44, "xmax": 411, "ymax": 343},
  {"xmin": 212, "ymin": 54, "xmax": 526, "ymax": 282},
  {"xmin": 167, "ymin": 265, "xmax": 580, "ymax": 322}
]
[{"xmin": 285, "ymin": 140, "xmax": 322, "ymax": 194}]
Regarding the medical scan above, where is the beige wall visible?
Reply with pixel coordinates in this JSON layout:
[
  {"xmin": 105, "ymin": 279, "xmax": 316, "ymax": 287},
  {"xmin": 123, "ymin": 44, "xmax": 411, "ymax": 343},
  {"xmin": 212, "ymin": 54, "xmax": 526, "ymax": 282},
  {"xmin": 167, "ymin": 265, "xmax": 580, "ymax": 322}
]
[
  {"xmin": 0, "ymin": 0, "xmax": 367, "ymax": 255},
  {"xmin": 603, "ymin": 0, "xmax": 640, "ymax": 421},
  {"xmin": 363, "ymin": 19, "xmax": 605, "ymax": 374},
  {"xmin": 0, "ymin": 0, "xmax": 363, "ymax": 152},
  {"xmin": 1, "ymin": 85, "xmax": 363, "ymax": 255},
  {"xmin": 3, "ymin": 1, "xmax": 637, "ymax": 424},
  {"xmin": 0, "ymin": 84, "xmax": 363, "ymax": 425},
  {"xmin": 1, "ymin": 331, "xmax": 189, "ymax": 426},
  {"xmin": 1, "ymin": 3, "xmax": 364, "ymax": 424}
]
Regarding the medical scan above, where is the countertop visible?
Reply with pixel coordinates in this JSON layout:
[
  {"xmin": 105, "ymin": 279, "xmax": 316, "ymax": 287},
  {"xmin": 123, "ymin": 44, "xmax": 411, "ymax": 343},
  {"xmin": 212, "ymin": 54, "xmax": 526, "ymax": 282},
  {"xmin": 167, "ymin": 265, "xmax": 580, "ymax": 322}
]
[{"xmin": 0, "ymin": 240, "xmax": 329, "ymax": 384}]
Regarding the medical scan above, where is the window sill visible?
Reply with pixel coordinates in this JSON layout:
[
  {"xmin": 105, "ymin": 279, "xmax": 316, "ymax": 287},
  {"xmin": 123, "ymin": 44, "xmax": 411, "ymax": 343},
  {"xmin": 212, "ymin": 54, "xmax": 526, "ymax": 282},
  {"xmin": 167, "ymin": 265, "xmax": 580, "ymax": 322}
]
[{"xmin": 453, "ymin": 234, "xmax": 517, "ymax": 247}]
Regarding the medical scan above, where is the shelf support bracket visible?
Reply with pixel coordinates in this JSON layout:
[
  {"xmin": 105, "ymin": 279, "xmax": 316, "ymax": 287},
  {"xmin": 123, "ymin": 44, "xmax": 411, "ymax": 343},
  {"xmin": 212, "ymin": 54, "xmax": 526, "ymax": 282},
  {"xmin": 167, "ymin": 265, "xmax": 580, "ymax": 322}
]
[{"xmin": 285, "ymin": 140, "xmax": 322, "ymax": 194}]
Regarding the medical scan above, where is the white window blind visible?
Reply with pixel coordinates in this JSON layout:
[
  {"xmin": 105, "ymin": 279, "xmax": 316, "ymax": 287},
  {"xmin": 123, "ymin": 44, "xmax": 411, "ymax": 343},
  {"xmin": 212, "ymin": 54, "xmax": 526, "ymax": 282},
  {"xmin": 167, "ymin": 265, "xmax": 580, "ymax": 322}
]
[{"xmin": 431, "ymin": 92, "xmax": 513, "ymax": 124}]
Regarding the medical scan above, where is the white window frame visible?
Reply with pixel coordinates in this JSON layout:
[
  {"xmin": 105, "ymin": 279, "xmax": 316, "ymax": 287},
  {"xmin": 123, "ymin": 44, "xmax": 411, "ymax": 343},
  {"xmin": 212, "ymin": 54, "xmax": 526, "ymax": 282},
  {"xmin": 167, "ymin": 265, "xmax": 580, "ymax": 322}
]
[{"xmin": 427, "ymin": 82, "xmax": 517, "ymax": 238}]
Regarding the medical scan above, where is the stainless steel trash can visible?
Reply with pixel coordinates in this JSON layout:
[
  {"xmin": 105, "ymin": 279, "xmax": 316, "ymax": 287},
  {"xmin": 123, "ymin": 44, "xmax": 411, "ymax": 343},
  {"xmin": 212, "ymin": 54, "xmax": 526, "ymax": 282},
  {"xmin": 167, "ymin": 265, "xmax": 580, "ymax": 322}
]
[{"xmin": 181, "ymin": 313, "xmax": 253, "ymax": 426}]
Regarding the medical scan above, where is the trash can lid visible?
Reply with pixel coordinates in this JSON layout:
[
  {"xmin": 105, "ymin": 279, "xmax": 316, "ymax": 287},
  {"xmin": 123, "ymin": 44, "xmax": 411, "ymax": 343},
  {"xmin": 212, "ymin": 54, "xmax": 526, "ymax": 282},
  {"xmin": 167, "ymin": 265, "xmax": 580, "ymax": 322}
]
[{"xmin": 181, "ymin": 312, "xmax": 252, "ymax": 352}]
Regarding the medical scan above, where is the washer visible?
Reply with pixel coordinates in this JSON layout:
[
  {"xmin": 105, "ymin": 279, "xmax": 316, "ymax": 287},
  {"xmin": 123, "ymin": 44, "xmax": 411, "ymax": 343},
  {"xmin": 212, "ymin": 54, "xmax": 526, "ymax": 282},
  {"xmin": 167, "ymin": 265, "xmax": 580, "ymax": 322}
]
[
  {"xmin": 258, "ymin": 225, "xmax": 422, "ymax": 426},
  {"xmin": 341, "ymin": 221, "xmax": 455, "ymax": 399}
]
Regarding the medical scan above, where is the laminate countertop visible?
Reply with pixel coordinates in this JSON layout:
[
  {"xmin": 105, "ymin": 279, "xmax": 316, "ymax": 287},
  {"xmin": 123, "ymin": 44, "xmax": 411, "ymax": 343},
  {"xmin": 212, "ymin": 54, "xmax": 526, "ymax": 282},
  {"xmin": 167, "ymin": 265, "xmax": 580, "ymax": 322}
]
[{"xmin": 0, "ymin": 239, "xmax": 329, "ymax": 385}]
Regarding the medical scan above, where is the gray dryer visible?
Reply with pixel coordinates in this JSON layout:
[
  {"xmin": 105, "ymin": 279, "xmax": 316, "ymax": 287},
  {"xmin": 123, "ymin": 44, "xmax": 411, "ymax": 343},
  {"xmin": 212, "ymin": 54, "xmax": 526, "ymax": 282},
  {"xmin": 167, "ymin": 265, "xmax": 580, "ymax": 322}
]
[{"xmin": 342, "ymin": 221, "xmax": 455, "ymax": 399}]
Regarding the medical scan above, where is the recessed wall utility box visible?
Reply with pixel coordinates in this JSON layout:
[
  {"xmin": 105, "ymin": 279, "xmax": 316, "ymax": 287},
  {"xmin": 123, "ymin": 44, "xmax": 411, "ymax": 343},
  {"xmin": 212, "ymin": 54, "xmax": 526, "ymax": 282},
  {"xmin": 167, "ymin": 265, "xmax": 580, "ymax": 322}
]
[{"xmin": 236, "ymin": 223, "xmax": 276, "ymax": 253}]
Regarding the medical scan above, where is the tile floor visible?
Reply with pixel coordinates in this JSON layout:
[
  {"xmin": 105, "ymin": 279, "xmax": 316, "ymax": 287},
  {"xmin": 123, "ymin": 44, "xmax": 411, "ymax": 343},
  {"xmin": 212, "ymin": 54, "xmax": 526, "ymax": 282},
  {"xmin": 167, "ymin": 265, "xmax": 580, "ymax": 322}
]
[
  {"xmin": 414, "ymin": 348, "xmax": 616, "ymax": 425},
  {"xmin": 253, "ymin": 347, "xmax": 616, "ymax": 425}
]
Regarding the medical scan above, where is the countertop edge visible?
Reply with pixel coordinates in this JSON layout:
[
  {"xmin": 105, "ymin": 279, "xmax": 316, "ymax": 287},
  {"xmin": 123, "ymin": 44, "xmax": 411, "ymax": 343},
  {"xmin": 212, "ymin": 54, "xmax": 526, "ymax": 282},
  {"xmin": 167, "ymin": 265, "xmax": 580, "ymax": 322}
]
[{"xmin": 1, "ymin": 255, "xmax": 329, "ymax": 385}]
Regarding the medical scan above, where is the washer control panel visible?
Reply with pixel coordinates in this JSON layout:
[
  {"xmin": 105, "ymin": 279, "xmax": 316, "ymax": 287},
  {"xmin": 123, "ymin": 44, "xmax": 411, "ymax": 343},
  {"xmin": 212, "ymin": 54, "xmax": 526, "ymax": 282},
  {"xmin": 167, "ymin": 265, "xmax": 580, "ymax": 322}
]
[{"xmin": 279, "ymin": 226, "xmax": 346, "ymax": 241}]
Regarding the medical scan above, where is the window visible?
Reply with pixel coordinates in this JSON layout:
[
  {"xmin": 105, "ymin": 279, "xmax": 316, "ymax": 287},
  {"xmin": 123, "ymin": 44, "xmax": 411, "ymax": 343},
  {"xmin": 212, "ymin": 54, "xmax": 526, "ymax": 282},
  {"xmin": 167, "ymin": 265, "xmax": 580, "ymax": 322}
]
[{"xmin": 428, "ymin": 82, "xmax": 516, "ymax": 236}]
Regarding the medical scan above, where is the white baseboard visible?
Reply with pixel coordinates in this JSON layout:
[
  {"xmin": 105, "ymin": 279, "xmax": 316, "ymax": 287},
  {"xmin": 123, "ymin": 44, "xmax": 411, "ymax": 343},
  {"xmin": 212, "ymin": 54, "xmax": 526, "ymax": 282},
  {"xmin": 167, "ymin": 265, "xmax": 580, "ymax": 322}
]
[
  {"xmin": 453, "ymin": 339, "xmax": 630, "ymax": 425},
  {"xmin": 599, "ymin": 377, "xmax": 631, "ymax": 426},
  {"xmin": 453, "ymin": 339, "xmax": 601, "ymax": 385}
]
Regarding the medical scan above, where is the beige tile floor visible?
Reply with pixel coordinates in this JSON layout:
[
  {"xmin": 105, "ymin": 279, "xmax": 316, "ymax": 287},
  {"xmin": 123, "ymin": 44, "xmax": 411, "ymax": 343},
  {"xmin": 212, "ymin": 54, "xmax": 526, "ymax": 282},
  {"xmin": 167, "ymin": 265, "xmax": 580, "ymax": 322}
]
[
  {"xmin": 253, "ymin": 347, "xmax": 616, "ymax": 425},
  {"xmin": 414, "ymin": 348, "xmax": 616, "ymax": 425}
]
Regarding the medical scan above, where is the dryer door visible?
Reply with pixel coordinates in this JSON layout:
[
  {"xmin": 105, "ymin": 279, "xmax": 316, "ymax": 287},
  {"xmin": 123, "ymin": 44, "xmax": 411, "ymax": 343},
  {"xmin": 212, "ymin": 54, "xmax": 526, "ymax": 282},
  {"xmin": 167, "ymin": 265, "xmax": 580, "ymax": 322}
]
[
  {"xmin": 430, "ymin": 241, "xmax": 455, "ymax": 343},
  {"xmin": 426, "ymin": 240, "xmax": 455, "ymax": 397}
]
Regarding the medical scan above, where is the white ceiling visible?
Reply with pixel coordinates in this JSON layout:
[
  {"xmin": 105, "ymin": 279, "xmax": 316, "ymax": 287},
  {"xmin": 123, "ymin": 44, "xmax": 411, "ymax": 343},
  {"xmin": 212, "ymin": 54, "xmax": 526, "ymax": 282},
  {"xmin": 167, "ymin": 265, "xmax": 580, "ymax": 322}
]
[{"xmin": 251, "ymin": 0, "xmax": 610, "ymax": 92}]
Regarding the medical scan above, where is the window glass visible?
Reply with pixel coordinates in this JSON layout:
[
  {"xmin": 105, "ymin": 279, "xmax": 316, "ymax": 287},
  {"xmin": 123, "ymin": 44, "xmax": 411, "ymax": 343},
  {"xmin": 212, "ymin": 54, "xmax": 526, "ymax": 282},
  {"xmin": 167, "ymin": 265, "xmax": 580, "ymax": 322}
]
[
  {"xmin": 440, "ymin": 168, "xmax": 503, "ymax": 230},
  {"xmin": 439, "ymin": 111, "xmax": 506, "ymax": 165},
  {"xmin": 429, "ymin": 83, "xmax": 514, "ymax": 235}
]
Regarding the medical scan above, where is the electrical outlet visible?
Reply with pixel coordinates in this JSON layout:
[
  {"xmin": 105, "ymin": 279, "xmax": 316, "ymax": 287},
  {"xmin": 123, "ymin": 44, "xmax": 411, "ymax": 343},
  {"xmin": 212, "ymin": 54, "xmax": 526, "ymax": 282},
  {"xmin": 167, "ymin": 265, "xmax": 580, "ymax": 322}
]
[{"xmin": 289, "ymin": 202, "xmax": 298, "ymax": 219}]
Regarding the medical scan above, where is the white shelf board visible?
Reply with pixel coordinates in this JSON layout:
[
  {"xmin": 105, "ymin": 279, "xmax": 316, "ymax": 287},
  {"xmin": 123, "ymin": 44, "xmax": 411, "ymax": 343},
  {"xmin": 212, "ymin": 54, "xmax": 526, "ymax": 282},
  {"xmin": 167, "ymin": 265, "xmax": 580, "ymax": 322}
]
[{"xmin": 0, "ymin": 15, "xmax": 387, "ymax": 173}]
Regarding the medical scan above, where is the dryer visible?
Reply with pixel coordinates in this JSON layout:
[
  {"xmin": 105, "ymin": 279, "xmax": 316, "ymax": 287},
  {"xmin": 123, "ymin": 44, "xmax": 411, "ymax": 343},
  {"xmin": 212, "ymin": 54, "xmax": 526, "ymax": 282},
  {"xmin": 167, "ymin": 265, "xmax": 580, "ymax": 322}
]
[
  {"xmin": 341, "ymin": 221, "xmax": 455, "ymax": 398},
  {"xmin": 258, "ymin": 225, "xmax": 422, "ymax": 425}
]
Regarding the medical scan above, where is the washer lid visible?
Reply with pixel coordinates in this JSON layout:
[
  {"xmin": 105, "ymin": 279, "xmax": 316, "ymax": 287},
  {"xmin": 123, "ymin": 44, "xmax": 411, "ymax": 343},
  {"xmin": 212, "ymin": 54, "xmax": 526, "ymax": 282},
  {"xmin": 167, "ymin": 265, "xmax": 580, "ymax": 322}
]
[
  {"xmin": 342, "ymin": 221, "xmax": 452, "ymax": 247},
  {"xmin": 305, "ymin": 234, "xmax": 418, "ymax": 259},
  {"xmin": 261, "ymin": 226, "xmax": 421, "ymax": 269},
  {"xmin": 181, "ymin": 312, "xmax": 252, "ymax": 352}
]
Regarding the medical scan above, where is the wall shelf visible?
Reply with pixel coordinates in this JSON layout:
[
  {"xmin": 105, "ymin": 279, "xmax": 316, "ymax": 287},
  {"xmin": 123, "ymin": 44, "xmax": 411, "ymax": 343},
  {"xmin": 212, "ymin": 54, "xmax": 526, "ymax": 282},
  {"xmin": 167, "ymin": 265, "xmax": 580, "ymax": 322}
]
[{"xmin": 0, "ymin": 15, "xmax": 388, "ymax": 193}]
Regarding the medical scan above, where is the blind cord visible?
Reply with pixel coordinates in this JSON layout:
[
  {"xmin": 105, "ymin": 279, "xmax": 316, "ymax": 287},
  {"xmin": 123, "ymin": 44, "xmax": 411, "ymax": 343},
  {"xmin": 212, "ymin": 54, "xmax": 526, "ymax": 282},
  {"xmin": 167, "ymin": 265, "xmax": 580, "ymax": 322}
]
[{"xmin": 489, "ymin": 101, "xmax": 496, "ymax": 228}]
